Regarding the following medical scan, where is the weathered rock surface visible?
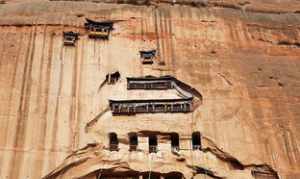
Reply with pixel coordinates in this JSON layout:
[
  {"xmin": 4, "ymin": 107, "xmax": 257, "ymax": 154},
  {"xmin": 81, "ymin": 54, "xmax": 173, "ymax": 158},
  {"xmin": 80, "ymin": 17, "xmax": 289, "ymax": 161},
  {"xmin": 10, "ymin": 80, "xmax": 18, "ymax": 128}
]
[{"xmin": 0, "ymin": 0, "xmax": 300, "ymax": 178}]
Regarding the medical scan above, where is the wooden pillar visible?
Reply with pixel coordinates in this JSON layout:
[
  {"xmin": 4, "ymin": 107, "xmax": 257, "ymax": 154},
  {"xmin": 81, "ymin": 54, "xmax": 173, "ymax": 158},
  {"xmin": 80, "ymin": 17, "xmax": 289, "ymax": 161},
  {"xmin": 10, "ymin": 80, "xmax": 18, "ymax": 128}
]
[
  {"xmin": 126, "ymin": 104, "xmax": 130, "ymax": 114},
  {"xmin": 133, "ymin": 104, "xmax": 136, "ymax": 113},
  {"xmin": 187, "ymin": 103, "xmax": 191, "ymax": 111}
]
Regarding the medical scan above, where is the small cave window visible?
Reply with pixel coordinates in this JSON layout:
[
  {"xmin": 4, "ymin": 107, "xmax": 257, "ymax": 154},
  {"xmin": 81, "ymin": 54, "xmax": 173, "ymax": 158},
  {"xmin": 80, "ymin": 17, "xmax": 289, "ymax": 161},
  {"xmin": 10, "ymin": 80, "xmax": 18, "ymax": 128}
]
[
  {"xmin": 129, "ymin": 132, "xmax": 138, "ymax": 151},
  {"xmin": 97, "ymin": 171, "xmax": 140, "ymax": 179},
  {"xmin": 149, "ymin": 135, "xmax": 158, "ymax": 153},
  {"xmin": 109, "ymin": 132, "xmax": 119, "ymax": 151},
  {"xmin": 192, "ymin": 132, "xmax": 201, "ymax": 150},
  {"xmin": 170, "ymin": 133, "xmax": 180, "ymax": 152},
  {"xmin": 165, "ymin": 172, "xmax": 183, "ymax": 179},
  {"xmin": 142, "ymin": 172, "xmax": 161, "ymax": 179}
]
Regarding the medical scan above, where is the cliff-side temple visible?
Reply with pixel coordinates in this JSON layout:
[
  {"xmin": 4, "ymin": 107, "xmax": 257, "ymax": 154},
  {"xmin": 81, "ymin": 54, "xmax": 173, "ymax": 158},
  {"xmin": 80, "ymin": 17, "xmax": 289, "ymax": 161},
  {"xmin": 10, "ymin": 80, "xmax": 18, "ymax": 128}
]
[
  {"xmin": 84, "ymin": 18, "xmax": 114, "ymax": 39},
  {"xmin": 63, "ymin": 31, "xmax": 79, "ymax": 46},
  {"xmin": 109, "ymin": 75, "xmax": 199, "ymax": 115},
  {"xmin": 139, "ymin": 50, "xmax": 156, "ymax": 64},
  {"xmin": 127, "ymin": 76, "xmax": 173, "ymax": 90}
]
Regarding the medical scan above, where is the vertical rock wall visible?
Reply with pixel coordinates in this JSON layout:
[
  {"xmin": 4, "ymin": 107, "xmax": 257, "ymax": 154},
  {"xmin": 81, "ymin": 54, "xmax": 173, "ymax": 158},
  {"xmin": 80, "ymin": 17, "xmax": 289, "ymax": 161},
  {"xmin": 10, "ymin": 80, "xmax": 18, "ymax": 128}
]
[{"xmin": 0, "ymin": 1, "xmax": 299, "ymax": 178}]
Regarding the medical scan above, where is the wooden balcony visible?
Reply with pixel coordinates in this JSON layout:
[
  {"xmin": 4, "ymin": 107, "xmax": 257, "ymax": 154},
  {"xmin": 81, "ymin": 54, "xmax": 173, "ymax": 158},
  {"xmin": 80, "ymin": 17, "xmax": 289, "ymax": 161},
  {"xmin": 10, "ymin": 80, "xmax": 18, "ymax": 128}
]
[
  {"xmin": 88, "ymin": 31, "xmax": 110, "ymax": 39},
  {"xmin": 63, "ymin": 32, "xmax": 79, "ymax": 46},
  {"xmin": 109, "ymin": 98, "xmax": 193, "ymax": 115}
]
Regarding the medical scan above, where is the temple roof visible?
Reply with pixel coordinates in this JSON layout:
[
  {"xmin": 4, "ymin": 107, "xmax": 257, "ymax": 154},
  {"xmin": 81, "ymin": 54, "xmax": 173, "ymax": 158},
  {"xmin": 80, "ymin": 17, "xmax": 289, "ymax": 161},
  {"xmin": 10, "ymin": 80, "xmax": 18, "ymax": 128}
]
[
  {"xmin": 126, "ymin": 75, "xmax": 202, "ymax": 99},
  {"xmin": 108, "ymin": 89, "xmax": 186, "ymax": 101},
  {"xmin": 85, "ymin": 18, "xmax": 114, "ymax": 29},
  {"xmin": 109, "ymin": 97, "xmax": 193, "ymax": 104}
]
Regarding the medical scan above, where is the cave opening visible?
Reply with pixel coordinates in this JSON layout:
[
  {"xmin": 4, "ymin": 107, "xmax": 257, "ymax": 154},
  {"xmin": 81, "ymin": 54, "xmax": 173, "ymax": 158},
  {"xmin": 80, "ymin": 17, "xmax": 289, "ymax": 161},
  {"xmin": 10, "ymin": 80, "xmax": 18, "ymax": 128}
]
[
  {"xmin": 149, "ymin": 135, "xmax": 158, "ymax": 153},
  {"xmin": 95, "ymin": 171, "xmax": 183, "ymax": 179},
  {"xmin": 142, "ymin": 172, "xmax": 161, "ymax": 179},
  {"xmin": 97, "ymin": 171, "xmax": 140, "ymax": 179},
  {"xmin": 170, "ymin": 133, "xmax": 180, "ymax": 152},
  {"xmin": 192, "ymin": 132, "xmax": 201, "ymax": 150},
  {"xmin": 109, "ymin": 132, "xmax": 119, "ymax": 151},
  {"xmin": 128, "ymin": 132, "xmax": 138, "ymax": 151},
  {"xmin": 164, "ymin": 172, "xmax": 183, "ymax": 179}
]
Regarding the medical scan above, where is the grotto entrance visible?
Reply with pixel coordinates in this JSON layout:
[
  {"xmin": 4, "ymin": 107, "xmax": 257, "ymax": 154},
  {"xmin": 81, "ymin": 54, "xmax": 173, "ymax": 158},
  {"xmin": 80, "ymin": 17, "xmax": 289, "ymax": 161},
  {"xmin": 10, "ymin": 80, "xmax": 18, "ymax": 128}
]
[
  {"xmin": 96, "ymin": 172, "xmax": 139, "ymax": 179},
  {"xmin": 95, "ymin": 171, "xmax": 183, "ymax": 179},
  {"xmin": 109, "ymin": 132, "xmax": 119, "ymax": 151}
]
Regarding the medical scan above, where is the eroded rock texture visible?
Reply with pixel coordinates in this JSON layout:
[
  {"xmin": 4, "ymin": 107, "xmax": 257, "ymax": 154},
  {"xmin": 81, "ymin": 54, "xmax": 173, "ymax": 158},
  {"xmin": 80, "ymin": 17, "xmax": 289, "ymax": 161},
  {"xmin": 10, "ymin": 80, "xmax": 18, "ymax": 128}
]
[{"xmin": 0, "ymin": 0, "xmax": 299, "ymax": 178}]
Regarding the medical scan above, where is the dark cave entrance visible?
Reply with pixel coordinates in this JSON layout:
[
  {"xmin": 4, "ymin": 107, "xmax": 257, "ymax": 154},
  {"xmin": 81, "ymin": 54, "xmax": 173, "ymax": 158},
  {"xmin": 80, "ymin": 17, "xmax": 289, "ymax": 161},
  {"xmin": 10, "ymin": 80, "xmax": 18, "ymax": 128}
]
[
  {"xmin": 149, "ymin": 135, "xmax": 158, "ymax": 153},
  {"xmin": 109, "ymin": 132, "xmax": 119, "ymax": 151},
  {"xmin": 192, "ymin": 131, "xmax": 201, "ymax": 150},
  {"xmin": 170, "ymin": 133, "xmax": 180, "ymax": 152},
  {"xmin": 128, "ymin": 132, "xmax": 138, "ymax": 151},
  {"xmin": 95, "ymin": 171, "xmax": 183, "ymax": 179}
]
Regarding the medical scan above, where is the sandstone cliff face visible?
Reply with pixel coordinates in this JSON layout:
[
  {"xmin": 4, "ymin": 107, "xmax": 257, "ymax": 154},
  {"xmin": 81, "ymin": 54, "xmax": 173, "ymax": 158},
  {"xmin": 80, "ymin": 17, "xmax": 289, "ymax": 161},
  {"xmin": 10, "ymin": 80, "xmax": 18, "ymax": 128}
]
[{"xmin": 0, "ymin": 0, "xmax": 300, "ymax": 179}]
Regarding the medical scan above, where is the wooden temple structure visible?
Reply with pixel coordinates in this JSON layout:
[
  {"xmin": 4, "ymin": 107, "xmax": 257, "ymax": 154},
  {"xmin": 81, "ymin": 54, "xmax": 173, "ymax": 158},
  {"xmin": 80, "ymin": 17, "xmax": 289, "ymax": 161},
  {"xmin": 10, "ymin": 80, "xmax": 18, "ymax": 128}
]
[
  {"xmin": 63, "ymin": 31, "xmax": 79, "ymax": 46},
  {"xmin": 84, "ymin": 18, "xmax": 114, "ymax": 39}
]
